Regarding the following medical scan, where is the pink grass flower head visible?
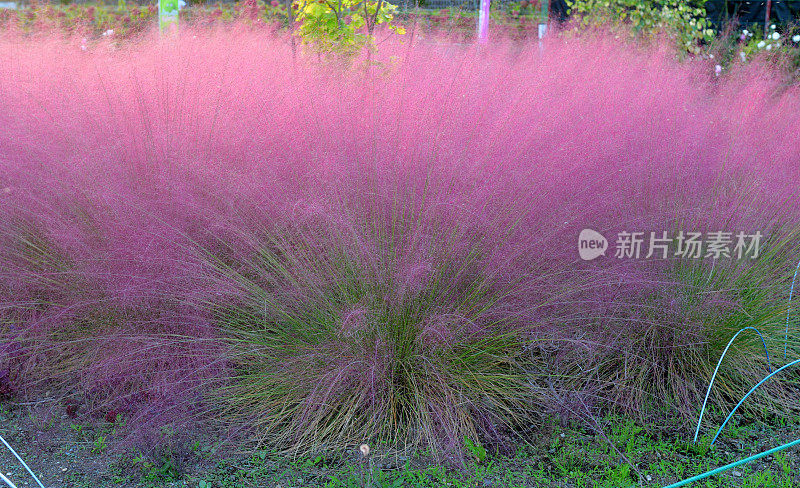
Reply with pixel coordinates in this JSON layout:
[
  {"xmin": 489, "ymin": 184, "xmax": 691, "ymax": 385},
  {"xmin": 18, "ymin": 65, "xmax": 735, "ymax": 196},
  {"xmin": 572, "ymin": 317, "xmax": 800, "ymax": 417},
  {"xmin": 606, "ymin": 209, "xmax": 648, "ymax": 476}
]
[{"xmin": 1, "ymin": 26, "xmax": 799, "ymax": 458}]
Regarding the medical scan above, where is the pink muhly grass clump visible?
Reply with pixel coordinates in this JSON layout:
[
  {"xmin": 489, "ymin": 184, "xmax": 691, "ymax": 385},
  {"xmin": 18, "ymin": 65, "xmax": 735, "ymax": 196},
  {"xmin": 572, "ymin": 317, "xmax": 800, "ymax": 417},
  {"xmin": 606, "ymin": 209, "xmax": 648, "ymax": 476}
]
[{"xmin": 0, "ymin": 27, "xmax": 799, "ymax": 458}]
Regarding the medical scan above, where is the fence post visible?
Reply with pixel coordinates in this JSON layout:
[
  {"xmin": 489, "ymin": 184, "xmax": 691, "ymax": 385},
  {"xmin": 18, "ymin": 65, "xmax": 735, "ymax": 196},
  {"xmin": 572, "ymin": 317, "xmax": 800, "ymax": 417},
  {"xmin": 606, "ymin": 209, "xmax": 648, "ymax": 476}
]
[
  {"xmin": 538, "ymin": 0, "xmax": 549, "ymax": 39},
  {"xmin": 477, "ymin": 0, "xmax": 490, "ymax": 42}
]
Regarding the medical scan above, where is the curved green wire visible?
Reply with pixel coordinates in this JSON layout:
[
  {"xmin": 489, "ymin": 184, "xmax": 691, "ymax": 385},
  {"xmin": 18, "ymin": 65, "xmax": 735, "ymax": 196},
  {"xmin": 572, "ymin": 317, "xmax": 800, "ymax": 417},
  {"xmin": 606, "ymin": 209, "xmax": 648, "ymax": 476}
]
[{"xmin": 692, "ymin": 326, "xmax": 772, "ymax": 443}]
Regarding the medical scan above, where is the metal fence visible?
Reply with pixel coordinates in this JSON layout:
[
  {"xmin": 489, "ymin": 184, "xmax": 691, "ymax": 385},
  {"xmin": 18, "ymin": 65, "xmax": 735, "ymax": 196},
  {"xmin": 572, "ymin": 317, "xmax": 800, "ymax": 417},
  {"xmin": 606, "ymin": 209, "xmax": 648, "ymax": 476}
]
[
  {"xmin": 3, "ymin": 0, "xmax": 799, "ymax": 18},
  {"xmin": 397, "ymin": 0, "xmax": 480, "ymax": 9},
  {"xmin": 705, "ymin": 0, "xmax": 800, "ymax": 25},
  {"xmin": 0, "ymin": 0, "xmax": 516, "ymax": 10}
]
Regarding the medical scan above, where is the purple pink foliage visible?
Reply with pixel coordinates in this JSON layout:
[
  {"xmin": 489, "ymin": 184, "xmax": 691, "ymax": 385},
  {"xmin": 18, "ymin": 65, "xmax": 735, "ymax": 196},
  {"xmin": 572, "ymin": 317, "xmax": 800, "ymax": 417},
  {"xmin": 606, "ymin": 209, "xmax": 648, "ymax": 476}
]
[{"xmin": 0, "ymin": 26, "xmax": 799, "ymax": 455}]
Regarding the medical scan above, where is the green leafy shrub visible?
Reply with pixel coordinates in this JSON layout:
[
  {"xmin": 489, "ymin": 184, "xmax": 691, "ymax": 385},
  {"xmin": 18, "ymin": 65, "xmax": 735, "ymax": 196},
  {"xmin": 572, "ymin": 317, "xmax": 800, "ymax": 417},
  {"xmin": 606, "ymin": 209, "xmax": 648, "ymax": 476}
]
[
  {"xmin": 566, "ymin": 0, "xmax": 715, "ymax": 53},
  {"xmin": 295, "ymin": 0, "xmax": 405, "ymax": 56}
]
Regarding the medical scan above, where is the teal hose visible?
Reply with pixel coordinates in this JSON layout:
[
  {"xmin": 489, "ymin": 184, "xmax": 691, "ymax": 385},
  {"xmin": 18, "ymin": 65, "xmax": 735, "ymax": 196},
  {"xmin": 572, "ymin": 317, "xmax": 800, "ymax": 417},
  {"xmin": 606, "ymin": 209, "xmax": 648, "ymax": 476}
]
[
  {"xmin": 663, "ymin": 437, "xmax": 800, "ymax": 488},
  {"xmin": 0, "ymin": 433, "xmax": 45, "ymax": 488},
  {"xmin": 710, "ymin": 357, "xmax": 800, "ymax": 446},
  {"xmin": 0, "ymin": 472, "xmax": 17, "ymax": 488},
  {"xmin": 692, "ymin": 326, "xmax": 772, "ymax": 443},
  {"xmin": 785, "ymin": 259, "xmax": 800, "ymax": 360}
]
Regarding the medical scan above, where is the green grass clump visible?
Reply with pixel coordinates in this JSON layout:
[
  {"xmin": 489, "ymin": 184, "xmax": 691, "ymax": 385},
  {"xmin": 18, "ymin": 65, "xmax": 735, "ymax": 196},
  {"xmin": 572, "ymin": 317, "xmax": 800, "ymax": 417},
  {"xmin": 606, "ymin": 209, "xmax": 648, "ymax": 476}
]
[{"xmin": 204, "ymin": 213, "xmax": 545, "ymax": 460}]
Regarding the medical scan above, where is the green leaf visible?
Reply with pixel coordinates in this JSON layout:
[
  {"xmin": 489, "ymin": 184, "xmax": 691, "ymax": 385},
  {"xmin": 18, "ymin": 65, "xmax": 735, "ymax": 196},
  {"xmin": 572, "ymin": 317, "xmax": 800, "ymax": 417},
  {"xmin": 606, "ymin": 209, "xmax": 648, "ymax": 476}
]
[{"xmin": 464, "ymin": 436, "xmax": 487, "ymax": 463}]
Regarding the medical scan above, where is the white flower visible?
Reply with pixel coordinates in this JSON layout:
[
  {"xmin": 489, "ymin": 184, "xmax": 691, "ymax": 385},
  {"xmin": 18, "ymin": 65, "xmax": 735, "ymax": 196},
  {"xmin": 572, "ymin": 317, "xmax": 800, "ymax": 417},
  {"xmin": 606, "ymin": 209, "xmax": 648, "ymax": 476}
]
[
  {"xmin": 793, "ymin": 35, "xmax": 800, "ymax": 43},
  {"xmin": 742, "ymin": 29, "xmax": 749, "ymax": 36},
  {"xmin": 715, "ymin": 64, "xmax": 722, "ymax": 76},
  {"xmin": 770, "ymin": 24, "xmax": 776, "ymax": 30},
  {"xmin": 766, "ymin": 44, "xmax": 772, "ymax": 51},
  {"xmin": 359, "ymin": 444, "xmax": 370, "ymax": 457},
  {"xmin": 709, "ymin": 54, "xmax": 714, "ymax": 59},
  {"xmin": 772, "ymin": 32, "xmax": 780, "ymax": 40},
  {"xmin": 739, "ymin": 51, "xmax": 746, "ymax": 62},
  {"xmin": 103, "ymin": 29, "xmax": 114, "ymax": 36},
  {"xmin": 757, "ymin": 40, "xmax": 766, "ymax": 48}
]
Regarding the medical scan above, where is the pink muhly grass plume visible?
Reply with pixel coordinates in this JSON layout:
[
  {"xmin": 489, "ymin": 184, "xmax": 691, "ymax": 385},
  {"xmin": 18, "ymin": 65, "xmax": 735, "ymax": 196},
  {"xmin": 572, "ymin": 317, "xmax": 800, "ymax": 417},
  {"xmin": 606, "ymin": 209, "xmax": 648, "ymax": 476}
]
[{"xmin": 0, "ymin": 26, "xmax": 799, "ymax": 460}]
